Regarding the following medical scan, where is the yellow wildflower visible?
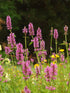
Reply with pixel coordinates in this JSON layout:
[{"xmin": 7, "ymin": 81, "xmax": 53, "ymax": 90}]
[
  {"xmin": 55, "ymin": 54, "xmax": 59, "ymax": 58},
  {"xmin": 51, "ymin": 55, "xmax": 55, "ymax": 58},
  {"xmin": 14, "ymin": 66, "xmax": 16, "ymax": 68},
  {"xmin": 44, "ymin": 59, "xmax": 47, "ymax": 62},
  {"xmin": 41, "ymin": 61, "xmax": 44, "ymax": 64},
  {"xmin": 17, "ymin": 70, "xmax": 19, "ymax": 72},
  {"xmin": 52, "ymin": 62, "xmax": 55, "ymax": 64},
  {"xmin": 59, "ymin": 49, "xmax": 64, "ymax": 52},
  {"xmin": 59, "ymin": 63, "xmax": 63, "ymax": 66},
  {"xmin": 34, "ymin": 64, "xmax": 39, "ymax": 68}
]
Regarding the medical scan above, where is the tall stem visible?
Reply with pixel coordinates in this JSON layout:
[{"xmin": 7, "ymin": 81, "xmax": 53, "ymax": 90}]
[
  {"xmin": 36, "ymin": 52, "xmax": 40, "ymax": 65},
  {"xmin": 25, "ymin": 34, "xmax": 27, "ymax": 49},
  {"xmin": 55, "ymin": 39, "xmax": 57, "ymax": 54},
  {"xmin": 50, "ymin": 35, "xmax": 53, "ymax": 55},
  {"xmin": 65, "ymin": 34, "xmax": 69, "ymax": 61}
]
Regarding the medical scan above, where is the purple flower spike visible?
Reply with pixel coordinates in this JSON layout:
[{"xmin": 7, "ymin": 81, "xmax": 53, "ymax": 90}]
[
  {"xmin": 16, "ymin": 43, "xmax": 24, "ymax": 64},
  {"xmin": 5, "ymin": 47, "xmax": 12, "ymax": 55},
  {"xmin": 35, "ymin": 66, "xmax": 40, "ymax": 78},
  {"xmin": 6, "ymin": 16, "xmax": 12, "ymax": 30},
  {"xmin": 64, "ymin": 25, "xmax": 68, "ymax": 35},
  {"xmin": 50, "ymin": 63, "xmax": 57, "ymax": 80},
  {"xmin": 40, "ymin": 40, "xmax": 45, "ymax": 50},
  {"xmin": 34, "ymin": 37, "xmax": 39, "ymax": 48},
  {"xmin": 28, "ymin": 22, "xmax": 34, "ymax": 36},
  {"xmin": 7, "ymin": 32, "xmax": 16, "ymax": 49},
  {"xmin": 46, "ymin": 86, "xmax": 56, "ymax": 91},
  {"xmin": 22, "ymin": 61, "xmax": 32, "ymax": 80},
  {"xmin": 36, "ymin": 27, "xmax": 42, "ymax": 40},
  {"xmin": 44, "ymin": 66, "xmax": 52, "ymax": 82},
  {"xmin": 54, "ymin": 29, "xmax": 58, "ymax": 40},
  {"xmin": 24, "ymin": 86, "xmax": 31, "ymax": 93},
  {"xmin": 60, "ymin": 54, "xmax": 65, "ymax": 62},
  {"xmin": 22, "ymin": 26, "xmax": 28, "ymax": 34},
  {"xmin": 64, "ymin": 25, "xmax": 68, "ymax": 32}
]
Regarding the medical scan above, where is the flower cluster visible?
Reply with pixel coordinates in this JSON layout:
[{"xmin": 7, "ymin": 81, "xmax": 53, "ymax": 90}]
[
  {"xmin": 24, "ymin": 86, "xmax": 31, "ymax": 93},
  {"xmin": 44, "ymin": 63, "xmax": 57, "ymax": 81},
  {"xmin": 22, "ymin": 26, "xmax": 28, "ymax": 34},
  {"xmin": 31, "ymin": 37, "xmax": 39, "ymax": 51},
  {"xmin": 64, "ymin": 25, "xmax": 68, "ymax": 35},
  {"xmin": 60, "ymin": 54, "xmax": 65, "ymax": 62},
  {"xmin": 50, "ymin": 63, "xmax": 57, "ymax": 80},
  {"xmin": 16, "ymin": 43, "xmax": 24, "ymax": 64},
  {"xmin": 6, "ymin": 16, "xmax": 12, "ymax": 30},
  {"xmin": 22, "ymin": 61, "xmax": 32, "ymax": 80},
  {"xmin": 44, "ymin": 66, "xmax": 52, "ymax": 82},
  {"xmin": 28, "ymin": 22, "xmax": 34, "ymax": 36},
  {"xmin": 46, "ymin": 86, "xmax": 56, "ymax": 91},
  {"xmin": 35, "ymin": 65, "xmax": 40, "ymax": 78},
  {"xmin": 24, "ymin": 48, "xmax": 29, "ymax": 59},
  {"xmin": 40, "ymin": 40, "xmax": 45, "ymax": 50},
  {"xmin": 36, "ymin": 27, "xmax": 42, "ymax": 40},
  {"xmin": 5, "ymin": 47, "xmax": 12, "ymax": 55},
  {"xmin": 7, "ymin": 32, "xmax": 16, "ymax": 49},
  {"xmin": 54, "ymin": 29, "xmax": 58, "ymax": 40}
]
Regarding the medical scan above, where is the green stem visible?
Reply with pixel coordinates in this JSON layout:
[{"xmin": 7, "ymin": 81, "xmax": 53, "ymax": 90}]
[
  {"xmin": 65, "ymin": 35, "xmax": 69, "ymax": 61},
  {"xmin": 25, "ymin": 34, "xmax": 27, "ymax": 49},
  {"xmin": 55, "ymin": 39, "xmax": 57, "ymax": 54},
  {"xmin": 50, "ymin": 35, "xmax": 53, "ymax": 55},
  {"xmin": 36, "ymin": 52, "xmax": 40, "ymax": 65}
]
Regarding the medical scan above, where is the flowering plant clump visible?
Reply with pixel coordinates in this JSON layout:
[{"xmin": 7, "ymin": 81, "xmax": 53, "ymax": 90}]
[
  {"xmin": 22, "ymin": 61, "xmax": 32, "ymax": 80},
  {"xmin": 50, "ymin": 63, "xmax": 57, "ymax": 80},
  {"xmin": 0, "ymin": 16, "xmax": 70, "ymax": 93},
  {"xmin": 16, "ymin": 43, "xmax": 24, "ymax": 64},
  {"xmin": 44, "ymin": 66, "xmax": 52, "ymax": 82}
]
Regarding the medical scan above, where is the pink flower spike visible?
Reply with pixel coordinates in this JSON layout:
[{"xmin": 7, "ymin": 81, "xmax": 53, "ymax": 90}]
[
  {"xmin": 22, "ymin": 26, "xmax": 28, "ymax": 34},
  {"xmin": 54, "ymin": 29, "xmax": 58, "ymax": 40},
  {"xmin": 28, "ymin": 22, "xmax": 34, "ymax": 36},
  {"xmin": 6, "ymin": 16, "xmax": 12, "ymax": 30}
]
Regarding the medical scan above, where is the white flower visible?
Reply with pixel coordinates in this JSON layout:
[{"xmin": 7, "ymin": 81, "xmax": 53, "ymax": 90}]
[{"xmin": 5, "ymin": 73, "xmax": 11, "ymax": 81}]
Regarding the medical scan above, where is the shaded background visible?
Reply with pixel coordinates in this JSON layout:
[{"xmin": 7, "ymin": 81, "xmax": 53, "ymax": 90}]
[{"xmin": 0, "ymin": 0, "xmax": 70, "ymax": 55}]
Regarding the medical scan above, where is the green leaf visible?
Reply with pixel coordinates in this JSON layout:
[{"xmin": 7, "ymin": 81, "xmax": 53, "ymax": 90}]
[
  {"xmin": 14, "ymin": 34, "xmax": 16, "ymax": 37},
  {"xmin": 59, "ymin": 43, "xmax": 65, "ymax": 45},
  {"xmin": 29, "ymin": 42, "xmax": 33, "ymax": 46}
]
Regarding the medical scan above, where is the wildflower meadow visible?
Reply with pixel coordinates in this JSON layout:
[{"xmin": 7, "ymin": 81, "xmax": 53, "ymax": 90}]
[{"xmin": 0, "ymin": 16, "xmax": 70, "ymax": 93}]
